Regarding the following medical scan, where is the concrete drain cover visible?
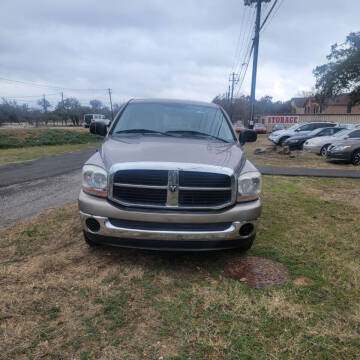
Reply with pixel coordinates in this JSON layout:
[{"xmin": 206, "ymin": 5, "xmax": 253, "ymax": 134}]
[{"xmin": 223, "ymin": 256, "xmax": 289, "ymax": 289}]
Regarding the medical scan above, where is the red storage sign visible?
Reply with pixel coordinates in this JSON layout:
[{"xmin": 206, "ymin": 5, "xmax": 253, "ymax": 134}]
[{"xmin": 264, "ymin": 116, "xmax": 299, "ymax": 124}]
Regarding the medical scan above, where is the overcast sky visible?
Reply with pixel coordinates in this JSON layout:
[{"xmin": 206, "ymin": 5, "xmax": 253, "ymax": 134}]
[{"xmin": 0, "ymin": 0, "xmax": 359, "ymax": 107}]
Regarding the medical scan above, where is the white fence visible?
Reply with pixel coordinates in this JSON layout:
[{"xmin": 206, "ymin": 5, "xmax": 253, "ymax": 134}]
[{"xmin": 261, "ymin": 114, "xmax": 360, "ymax": 131}]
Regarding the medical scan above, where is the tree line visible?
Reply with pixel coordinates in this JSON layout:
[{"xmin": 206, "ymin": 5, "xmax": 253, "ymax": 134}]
[
  {"xmin": 0, "ymin": 97, "xmax": 123, "ymax": 127},
  {"xmin": 214, "ymin": 31, "xmax": 360, "ymax": 122},
  {"xmin": 212, "ymin": 95, "xmax": 293, "ymax": 122}
]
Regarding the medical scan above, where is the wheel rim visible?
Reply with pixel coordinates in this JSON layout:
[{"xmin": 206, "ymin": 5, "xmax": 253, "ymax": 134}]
[
  {"xmin": 354, "ymin": 152, "xmax": 360, "ymax": 165},
  {"xmin": 321, "ymin": 146, "xmax": 328, "ymax": 156}
]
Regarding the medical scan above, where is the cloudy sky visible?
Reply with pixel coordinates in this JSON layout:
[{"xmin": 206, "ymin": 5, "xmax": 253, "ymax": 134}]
[{"xmin": 0, "ymin": 0, "xmax": 359, "ymax": 107}]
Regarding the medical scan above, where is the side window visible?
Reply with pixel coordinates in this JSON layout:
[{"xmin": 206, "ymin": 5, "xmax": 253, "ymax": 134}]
[
  {"xmin": 349, "ymin": 130, "xmax": 360, "ymax": 138},
  {"xmin": 321, "ymin": 129, "xmax": 331, "ymax": 136},
  {"xmin": 299, "ymin": 124, "xmax": 311, "ymax": 131}
]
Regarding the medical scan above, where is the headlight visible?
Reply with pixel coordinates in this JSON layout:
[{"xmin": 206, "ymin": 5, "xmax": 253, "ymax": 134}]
[
  {"xmin": 333, "ymin": 145, "xmax": 351, "ymax": 151},
  {"xmin": 237, "ymin": 171, "xmax": 261, "ymax": 202},
  {"xmin": 82, "ymin": 164, "xmax": 108, "ymax": 197}
]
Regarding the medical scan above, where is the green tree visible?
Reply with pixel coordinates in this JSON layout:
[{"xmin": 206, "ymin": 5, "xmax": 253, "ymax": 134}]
[
  {"xmin": 90, "ymin": 99, "xmax": 103, "ymax": 112},
  {"xmin": 314, "ymin": 32, "xmax": 360, "ymax": 105},
  {"xmin": 37, "ymin": 98, "xmax": 51, "ymax": 113}
]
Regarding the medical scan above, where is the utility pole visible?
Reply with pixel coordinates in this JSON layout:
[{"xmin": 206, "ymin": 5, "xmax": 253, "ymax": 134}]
[
  {"xmin": 108, "ymin": 88, "xmax": 114, "ymax": 121},
  {"xmin": 229, "ymin": 72, "xmax": 239, "ymax": 122},
  {"xmin": 245, "ymin": 0, "xmax": 271, "ymax": 128},
  {"xmin": 42, "ymin": 94, "xmax": 47, "ymax": 113},
  {"xmin": 61, "ymin": 92, "xmax": 64, "ymax": 127}
]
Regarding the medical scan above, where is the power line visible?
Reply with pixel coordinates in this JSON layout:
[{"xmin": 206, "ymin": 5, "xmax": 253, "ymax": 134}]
[
  {"xmin": 0, "ymin": 76, "xmax": 108, "ymax": 92},
  {"xmin": 3, "ymin": 92, "xmax": 61, "ymax": 99},
  {"xmin": 259, "ymin": 0, "xmax": 278, "ymax": 31},
  {"xmin": 261, "ymin": 0, "xmax": 284, "ymax": 33},
  {"xmin": 230, "ymin": 7, "xmax": 251, "ymax": 75}
]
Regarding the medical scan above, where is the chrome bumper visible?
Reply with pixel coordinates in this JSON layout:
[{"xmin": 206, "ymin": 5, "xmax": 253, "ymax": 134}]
[
  {"xmin": 80, "ymin": 211, "xmax": 257, "ymax": 242},
  {"xmin": 78, "ymin": 190, "xmax": 261, "ymax": 249}
]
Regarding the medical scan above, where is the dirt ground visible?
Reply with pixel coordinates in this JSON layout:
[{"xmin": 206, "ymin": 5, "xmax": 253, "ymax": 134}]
[
  {"xmin": 1, "ymin": 176, "xmax": 359, "ymax": 359},
  {"xmin": 244, "ymin": 134, "xmax": 357, "ymax": 170}
]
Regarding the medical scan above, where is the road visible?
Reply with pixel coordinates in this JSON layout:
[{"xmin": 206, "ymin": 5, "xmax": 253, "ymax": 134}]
[
  {"xmin": 0, "ymin": 148, "xmax": 359, "ymax": 228},
  {"xmin": 0, "ymin": 149, "xmax": 96, "ymax": 228}
]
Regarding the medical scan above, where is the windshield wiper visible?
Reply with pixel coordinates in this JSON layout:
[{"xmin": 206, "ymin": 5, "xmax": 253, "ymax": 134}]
[
  {"xmin": 115, "ymin": 129, "xmax": 172, "ymax": 136},
  {"xmin": 165, "ymin": 130, "xmax": 230, "ymax": 143}
]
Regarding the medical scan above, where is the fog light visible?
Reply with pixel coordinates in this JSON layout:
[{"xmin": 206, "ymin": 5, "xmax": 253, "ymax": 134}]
[
  {"xmin": 239, "ymin": 223, "xmax": 254, "ymax": 237},
  {"xmin": 86, "ymin": 218, "xmax": 100, "ymax": 232}
]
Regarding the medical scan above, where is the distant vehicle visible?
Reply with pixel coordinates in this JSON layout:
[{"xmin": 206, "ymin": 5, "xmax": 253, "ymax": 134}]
[
  {"xmin": 272, "ymin": 124, "xmax": 285, "ymax": 132},
  {"xmin": 283, "ymin": 127, "xmax": 344, "ymax": 150},
  {"xmin": 303, "ymin": 128, "xmax": 360, "ymax": 156},
  {"xmin": 233, "ymin": 120, "xmax": 245, "ymax": 132},
  {"xmin": 268, "ymin": 122, "xmax": 337, "ymax": 146},
  {"xmin": 340, "ymin": 123, "xmax": 360, "ymax": 129},
  {"xmin": 83, "ymin": 114, "xmax": 111, "ymax": 128},
  {"xmin": 253, "ymin": 123, "xmax": 267, "ymax": 134},
  {"xmin": 326, "ymin": 132, "xmax": 360, "ymax": 165}
]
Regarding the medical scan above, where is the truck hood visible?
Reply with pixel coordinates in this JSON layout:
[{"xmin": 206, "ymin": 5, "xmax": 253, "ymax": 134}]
[{"xmin": 99, "ymin": 135, "xmax": 246, "ymax": 174}]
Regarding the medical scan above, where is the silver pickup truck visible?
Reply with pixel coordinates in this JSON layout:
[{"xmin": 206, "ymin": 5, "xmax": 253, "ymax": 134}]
[{"xmin": 78, "ymin": 99, "xmax": 262, "ymax": 251}]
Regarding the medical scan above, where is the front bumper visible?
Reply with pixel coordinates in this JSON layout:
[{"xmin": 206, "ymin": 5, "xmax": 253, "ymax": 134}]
[
  {"xmin": 78, "ymin": 190, "xmax": 261, "ymax": 250},
  {"xmin": 268, "ymin": 136, "xmax": 280, "ymax": 144},
  {"xmin": 326, "ymin": 150, "xmax": 352, "ymax": 162},
  {"xmin": 303, "ymin": 144, "xmax": 322, "ymax": 154}
]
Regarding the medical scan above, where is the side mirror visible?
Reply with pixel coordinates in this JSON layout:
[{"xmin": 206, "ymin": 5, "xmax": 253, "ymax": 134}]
[
  {"xmin": 239, "ymin": 129, "xmax": 257, "ymax": 145},
  {"xmin": 90, "ymin": 121, "xmax": 107, "ymax": 137}
]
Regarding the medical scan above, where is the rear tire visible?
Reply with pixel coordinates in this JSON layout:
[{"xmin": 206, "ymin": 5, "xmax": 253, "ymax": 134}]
[
  {"xmin": 83, "ymin": 231, "xmax": 101, "ymax": 247},
  {"xmin": 351, "ymin": 150, "xmax": 360, "ymax": 166},
  {"xmin": 279, "ymin": 137, "xmax": 288, "ymax": 147},
  {"xmin": 321, "ymin": 145, "xmax": 330, "ymax": 157}
]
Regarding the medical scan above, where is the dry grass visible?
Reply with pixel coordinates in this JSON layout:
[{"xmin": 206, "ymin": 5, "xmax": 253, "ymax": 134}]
[
  {"xmin": 244, "ymin": 134, "xmax": 357, "ymax": 169},
  {"xmin": 0, "ymin": 127, "xmax": 88, "ymax": 138},
  {"xmin": 0, "ymin": 143, "xmax": 99, "ymax": 166},
  {"xmin": 0, "ymin": 177, "xmax": 359, "ymax": 359}
]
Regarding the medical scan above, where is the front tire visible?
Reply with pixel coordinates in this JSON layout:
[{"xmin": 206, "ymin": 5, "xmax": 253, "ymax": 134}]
[
  {"xmin": 351, "ymin": 150, "xmax": 360, "ymax": 166},
  {"xmin": 279, "ymin": 137, "xmax": 289, "ymax": 147},
  {"xmin": 321, "ymin": 144, "xmax": 330, "ymax": 157},
  {"xmin": 237, "ymin": 235, "xmax": 255, "ymax": 252},
  {"xmin": 83, "ymin": 231, "xmax": 101, "ymax": 247}
]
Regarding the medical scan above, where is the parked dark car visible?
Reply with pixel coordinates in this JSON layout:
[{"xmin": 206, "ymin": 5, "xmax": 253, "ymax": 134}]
[
  {"xmin": 326, "ymin": 130, "xmax": 360, "ymax": 165},
  {"xmin": 269, "ymin": 122, "xmax": 337, "ymax": 146},
  {"xmin": 272, "ymin": 124, "xmax": 285, "ymax": 132},
  {"xmin": 253, "ymin": 123, "xmax": 267, "ymax": 134},
  {"xmin": 283, "ymin": 127, "xmax": 344, "ymax": 150}
]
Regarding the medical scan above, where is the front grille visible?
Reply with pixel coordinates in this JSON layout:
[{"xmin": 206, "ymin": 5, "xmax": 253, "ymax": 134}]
[
  {"xmin": 111, "ymin": 168, "xmax": 234, "ymax": 209},
  {"xmin": 109, "ymin": 218, "xmax": 232, "ymax": 232},
  {"xmin": 179, "ymin": 190, "xmax": 232, "ymax": 206},
  {"xmin": 114, "ymin": 170, "xmax": 168, "ymax": 185},
  {"xmin": 112, "ymin": 186, "xmax": 167, "ymax": 205},
  {"xmin": 179, "ymin": 171, "xmax": 231, "ymax": 187}
]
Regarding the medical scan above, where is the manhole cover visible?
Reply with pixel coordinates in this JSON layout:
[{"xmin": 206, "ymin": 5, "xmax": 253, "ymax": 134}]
[{"xmin": 223, "ymin": 256, "xmax": 289, "ymax": 289}]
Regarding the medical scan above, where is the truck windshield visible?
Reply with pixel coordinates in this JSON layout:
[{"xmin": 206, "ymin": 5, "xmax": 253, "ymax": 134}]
[{"xmin": 111, "ymin": 102, "xmax": 235, "ymax": 142}]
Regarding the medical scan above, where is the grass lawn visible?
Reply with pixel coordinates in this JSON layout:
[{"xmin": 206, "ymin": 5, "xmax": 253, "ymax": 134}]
[
  {"xmin": 0, "ymin": 143, "xmax": 100, "ymax": 166},
  {"xmin": 1, "ymin": 176, "xmax": 359, "ymax": 359},
  {"xmin": 244, "ymin": 134, "xmax": 357, "ymax": 170},
  {"xmin": 0, "ymin": 128, "xmax": 100, "ymax": 165}
]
